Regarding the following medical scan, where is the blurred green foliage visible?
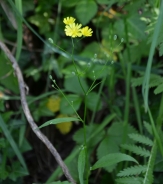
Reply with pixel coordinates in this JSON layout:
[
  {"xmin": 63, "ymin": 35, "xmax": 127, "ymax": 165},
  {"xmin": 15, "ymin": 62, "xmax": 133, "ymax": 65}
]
[{"xmin": 1, "ymin": 0, "xmax": 163, "ymax": 183}]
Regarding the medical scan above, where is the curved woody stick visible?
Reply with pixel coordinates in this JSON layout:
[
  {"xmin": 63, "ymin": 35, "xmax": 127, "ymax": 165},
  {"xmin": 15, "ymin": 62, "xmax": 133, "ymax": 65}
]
[{"xmin": 0, "ymin": 41, "xmax": 76, "ymax": 184}]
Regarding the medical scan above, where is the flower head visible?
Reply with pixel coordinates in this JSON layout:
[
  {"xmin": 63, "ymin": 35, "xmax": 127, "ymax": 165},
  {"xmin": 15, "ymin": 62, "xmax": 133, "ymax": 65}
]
[
  {"xmin": 63, "ymin": 17, "xmax": 75, "ymax": 25},
  {"xmin": 46, "ymin": 96, "xmax": 61, "ymax": 113},
  {"xmin": 81, "ymin": 26, "xmax": 93, "ymax": 37},
  {"xmin": 55, "ymin": 114, "xmax": 72, "ymax": 135},
  {"xmin": 65, "ymin": 23, "xmax": 82, "ymax": 38}
]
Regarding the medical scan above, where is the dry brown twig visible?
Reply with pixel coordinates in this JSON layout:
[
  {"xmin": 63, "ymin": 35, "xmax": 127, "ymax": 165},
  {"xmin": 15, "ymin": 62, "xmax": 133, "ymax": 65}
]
[{"xmin": 0, "ymin": 41, "xmax": 76, "ymax": 184}]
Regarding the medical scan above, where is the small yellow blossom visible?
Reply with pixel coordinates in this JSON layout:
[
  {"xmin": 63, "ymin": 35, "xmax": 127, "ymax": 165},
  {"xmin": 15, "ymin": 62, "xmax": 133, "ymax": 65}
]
[
  {"xmin": 0, "ymin": 92, "xmax": 4, "ymax": 99},
  {"xmin": 65, "ymin": 23, "xmax": 82, "ymax": 38},
  {"xmin": 81, "ymin": 26, "xmax": 93, "ymax": 37},
  {"xmin": 63, "ymin": 17, "xmax": 76, "ymax": 25},
  {"xmin": 55, "ymin": 114, "xmax": 72, "ymax": 135},
  {"xmin": 46, "ymin": 96, "xmax": 61, "ymax": 113}
]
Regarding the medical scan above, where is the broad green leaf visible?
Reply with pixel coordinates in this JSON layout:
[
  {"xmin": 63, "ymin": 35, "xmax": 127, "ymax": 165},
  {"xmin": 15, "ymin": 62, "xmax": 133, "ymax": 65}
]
[
  {"xmin": 73, "ymin": 124, "xmax": 105, "ymax": 147},
  {"xmin": 38, "ymin": 117, "xmax": 80, "ymax": 129},
  {"xmin": 75, "ymin": 0, "xmax": 98, "ymax": 25},
  {"xmin": 91, "ymin": 153, "xmax": 138, "ymax": 170},
  {"xmin": 73, "ymin": 114, "xmax": 115, "ymax": 147},
  {"xmin": 60, "ymin": 94, "xmax": 82, "ymax": 115},
  {"xmin": 80, "ymin": 41, "xmax": 101, "ymax": 58},
  {"xmin": 107, "ymin": 122, "xmax": 137, "ymax": 145},
  {"xmin": 127, "ymin": 13, "xmax": 146, "ymax": 40},
  {"xmin": 64, "ymin": 76, "xmax": 88, "ymax": 95},
  {"xmin": 97, "ymin": 137, "xmax": 119, "ymax": 172},
  {"xmin": 28, "ymin": 14, "xmax": 51, "ymax": 34},
  {"xmin": 78, "ymin": 146, "xmax": 86, "ymax": 184},
  {"xmin": 86, "ymin": 92, "xmax": 102, "ymax": 111}
]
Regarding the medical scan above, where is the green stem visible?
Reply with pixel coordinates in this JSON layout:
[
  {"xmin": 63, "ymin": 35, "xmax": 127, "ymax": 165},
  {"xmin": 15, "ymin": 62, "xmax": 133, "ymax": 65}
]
[
  {"xmin": 71, "ymin": 38, "xmax": 86, "ymax": 94},
  {"xmin": 123, "ymin": 18, "xmax": 132, "ymax": 140},
  {"xmin": 132, "ymin": 86, "xmax": 143, "ymax": 134},
  {"xmin": 90, "ymin": 77, "xmax": 106, "ymax": 124},
  {"xmin": 52, "ymin": 81, "xmax": 83, "ymax": 123},
  {"xmin": 83, "ymin": 96, "xmax": 89, "ymax": 184},
  {"xmin": 71, "ymin": 38, "xmax": 89, "ymax": 183},
  {"xmin": 120, "ymin": 17, "xmax": 132, "ymax": 172}
]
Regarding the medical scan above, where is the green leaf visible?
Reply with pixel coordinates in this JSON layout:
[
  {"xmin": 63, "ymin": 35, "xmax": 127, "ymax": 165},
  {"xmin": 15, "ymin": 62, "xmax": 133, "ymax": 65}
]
[
  {"xmin": 143, "ymin": 121, "xmax": 153, "ymax": 135},
  {"xmin": 131, "ymin": 74, "xmax": 163, "ymax": 89},
  {"xmin": 115, "ymin": 177, "xmax": 143, "ymax": 184},
  {"xmin": 0, "ymin": 115, "xmax": 28, "ymax": 171},
  {"xmin": 28, "ymin": 14, "xmax": 51, "ymax": 34},
  {"xmin": 0, "ymin": 54, "xmax": 19, "ymax": 94},
  {"xmin": 127, "ymin": 13, "xmax": 146, "ymax": 40},
  {"xmin": 97, "ymin": 137, "xmax": 119, "ymax": 172},
  {"xmin": 73, "ymin": 124, "xmax": 105, "ymax": 148},
  {"xmin": 91, "ymin": 153, "xmax": 138, "ymax": 170},
  {"xmin": 38, "ymin": 117, "xmax": 80, "ymax": 129},
  {"xmin": 88, "ymin": 114, "xmax": 116, "ymax": 142},
  {"xmin": 128, "ymin": 133, "xmax": 153, "ymax": 146},
  {"xmin": 78, "ymin": 146, "xmax": 86, "ymax": 184},
  {"xmin": 121, "ymin": 144, "xmax": 151, "ymax": 157},
  {"xmin": 117, "ymin": 165, "xmax": 147, "ymax": 177},
  {"xmin": 80, "ymin": 42, "xmax": 101, "ymax": 58},
  {"xmin": 0, "ymin": 167, "xmax": 8, "ymax": 180},
  {"xmin": 75, "ymin": 0, "xmax": 98, "ymax": 25},
  {"xmin": 96, "ymin": 0, "xmax": 110, "ymax": 4},
  {"xmin": 149, "ymin": 74, "xmax": 163, "ymax": 88},
  {"xmin": 86, "ymin": 92, "xmax": 102, "ymax": 111},
  {"xmin": 60, "ymin": 94, "xmax": 82, "ymax": 115},
  {"xmin": 62, "ymin": 0, "xmax": 78, "ymax": 7},
  {"xmin": 107, "ymin": 122, "xmax": 138, "ymax": 145},
  {"xmin": 64, "ymin": 76, "xmax": 88, "ymax": 95},
  {"xmin": 154, "ymin": 83, "xmax": 163, "ymax": 95},
  {"xmin": 131, "ymin": 77, "xmax": 144, "ymax": 87}
]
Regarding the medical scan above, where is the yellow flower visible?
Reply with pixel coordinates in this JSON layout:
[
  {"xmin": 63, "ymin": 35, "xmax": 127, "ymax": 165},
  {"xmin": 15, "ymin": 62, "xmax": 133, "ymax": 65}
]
[
  {"xmin": 81, "ymin": 26, "xmax": 93, "ymax": 37},
  {"xmin": 63, "ymin": 17, "xmax": 75, "ymax": 25},
  {"xmin": 46, "ymin": 96, "xmax": 61, "ymax": 113},
  {"xmin": 55, "ymin": 114, "xmax": 73, "ymax": 135},
  {"xmin": 65, "ymin": 23, "xmax": 82, "ymax": 38},
  {"xmin": 0, "ymin": 92, "xmax": 4, "ymax": 99}
]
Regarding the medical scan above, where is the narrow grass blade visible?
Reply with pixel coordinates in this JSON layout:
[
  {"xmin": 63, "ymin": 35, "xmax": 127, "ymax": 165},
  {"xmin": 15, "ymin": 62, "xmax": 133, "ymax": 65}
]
[
  {"xmin": 0, "ymin": 114, "xmax": 28, "ymax": 171},
  {"xmin": 142, "ymin": 1, "xmax": 163, "ymax": 111},
  {"xmin": 15, "ymin": 0, "xmax": 23, "ymax": 61}
]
